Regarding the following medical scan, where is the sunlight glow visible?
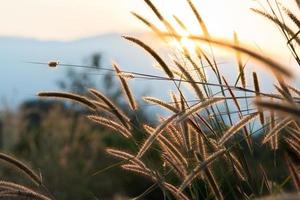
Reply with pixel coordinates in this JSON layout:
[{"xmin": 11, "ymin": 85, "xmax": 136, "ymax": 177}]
[
  {"xmin": 0, "ymin": 0, "xmax": 295, "ymax": 61},
  {"xmin": 167, "ymin": 30, "xmax": 196, "ymax": 54},
  {"xmin": 180, "ymin": 36, "xmax": 196, "ymax": 53}
]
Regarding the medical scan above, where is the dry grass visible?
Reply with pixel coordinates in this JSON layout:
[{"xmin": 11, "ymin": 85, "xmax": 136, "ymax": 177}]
[
  {"xmin": 0, "ymin": 154, "xmax": 51, "ymax": 199},
  {"xmin": 15, "ymin": 0, "xmax": 300, "ymax": 199}
]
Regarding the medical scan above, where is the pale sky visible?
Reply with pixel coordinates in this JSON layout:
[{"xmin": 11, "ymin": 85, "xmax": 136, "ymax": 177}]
[{"xmin": 0, "ymin": 0, "xmax": 297, "ymax": 58}]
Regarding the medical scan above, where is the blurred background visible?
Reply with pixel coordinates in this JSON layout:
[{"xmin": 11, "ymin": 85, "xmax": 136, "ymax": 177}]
[{"xmin": 0, "ymin": 0, "xmax": 299, "ymax": 199}]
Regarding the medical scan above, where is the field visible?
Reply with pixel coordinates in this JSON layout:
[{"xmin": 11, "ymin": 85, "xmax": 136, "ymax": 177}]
[{"xmin": 0, "ymin": 0, "xmax": 300, "ymax": 199}]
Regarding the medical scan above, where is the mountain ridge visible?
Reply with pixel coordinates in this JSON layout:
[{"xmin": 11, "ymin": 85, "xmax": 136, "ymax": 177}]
[{"xmin": 0, "ymin": 33, "xmax": 160, "ymax": 108}]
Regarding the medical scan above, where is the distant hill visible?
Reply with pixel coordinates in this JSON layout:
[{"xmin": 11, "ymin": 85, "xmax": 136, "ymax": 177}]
[
  {"xmin": 0, "ymin": 33, "xmax": 166, "ymax": 107},
  {"xmin": 1, "ymin": 33, "xmax": 289, "ymax": 109}
]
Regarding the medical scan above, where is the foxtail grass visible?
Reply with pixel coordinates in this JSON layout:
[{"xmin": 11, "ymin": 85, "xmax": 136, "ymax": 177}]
[
  {"xmin": 262, "ymin": 117, "xmax": 292, "ymax": 144},
  {"xmin": 164, "ymin": 33, "xmax": 292, "ymax": 78},
  {"xmin": 123, "ymin": 36, "xmax": 174, "ymax": 79},
  {"xmin": 113, "ymin": 63, "xmax": 138, "ymax": 110},
  {"xmin": 218, "ymin": 113, "xmax": 259, "ymax": 146},
  {"xmin": 137, "ymin": 113, "xmax": 179, "ymax": 158},
  {"xmin": 255, "ymin": 99, "xmax": 300, "ymax": 120},
  {"xmin": 88, "ymin": 115, "xmax": 132, "ymax": 138},
  {"xmin": 284, "ymin": 153, "xmax": 300, "ymax": 191},
  {"xmin": 89, "ymin": 88, "xmax": 131, "ymax": 129},
  {"xmin": 38, "ymin": 91, "xmax": 97, "ymax": 111},
  {"xmin": 34, "ymin": 1, "xmax": 300, "ymax": 199},
  {"xmin": 179, "ymin": 148, "xmax": 226, "ymax": 191},
  {"xmin": 0, "ymin": 181, "xmax": 51, "ymax": 200},
  {"xmin": 0, "ymin": 153, "xmax": 42, "ymax": 186},
  {"xmin": 253, "ymin": 72, "xmax": 265, "ymax": 125},
  {"xmin": 176, "ymin": 98, "xmax": 224, "ymax": 123}
]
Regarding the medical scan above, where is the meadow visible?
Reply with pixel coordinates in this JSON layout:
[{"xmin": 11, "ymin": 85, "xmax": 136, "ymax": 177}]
[{"xmin": 0, "ymin": 0, "xmax": 300, "ymax": 199}]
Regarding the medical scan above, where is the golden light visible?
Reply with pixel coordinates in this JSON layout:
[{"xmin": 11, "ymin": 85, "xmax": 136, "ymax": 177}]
[
  {"xmin": 180, "ymin": 37, "xmax": 196, "ymax": 53},
  {"xmin": 167, "ymin": 29, "xmax": 197, "ymax": 55}
]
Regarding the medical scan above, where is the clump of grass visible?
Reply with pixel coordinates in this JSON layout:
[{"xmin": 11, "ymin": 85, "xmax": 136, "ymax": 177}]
[{"xmin": 35, "ymin": 0, "xmax": 300, "ymax": 199}]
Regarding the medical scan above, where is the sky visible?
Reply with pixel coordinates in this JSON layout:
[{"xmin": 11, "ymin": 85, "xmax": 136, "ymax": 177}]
[
  {"xmin": 1, "ymin": 0, "xmax": 300, "ymax": 107},
  {"xmin": 0, "ymin": 0, "xmax": 285, "ymax": 38},
  {"xmin": 0, "ymin": 0, "xmax": 298, "ymax": 62}
]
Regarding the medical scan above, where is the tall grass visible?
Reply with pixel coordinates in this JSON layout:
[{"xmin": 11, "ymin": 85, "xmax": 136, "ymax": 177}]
[
  {"xmin": 11, "ymin": 0, "xmax": 300, "ymax": 199},
  {"xmin": 0, "ymin": 152, "xmax": 52, "ymax": 199}
]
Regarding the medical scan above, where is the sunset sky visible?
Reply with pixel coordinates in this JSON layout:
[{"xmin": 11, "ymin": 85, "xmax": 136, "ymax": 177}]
[
  {"xmin": 0, "ymin": 0, "xmax": 297, "ymax": 58},
  {"xmin": 0, "ymin": 1, "xmax": 282, "ymax": 38}
]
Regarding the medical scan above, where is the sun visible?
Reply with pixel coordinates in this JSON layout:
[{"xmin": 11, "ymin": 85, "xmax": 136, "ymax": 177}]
[
  {"xmin": 168, "ymin": 30, "xmax": 197, "ymax": 54},
  {"xmin": 180, "ymin": 35, "xmax": 196, "ymax": 54}
]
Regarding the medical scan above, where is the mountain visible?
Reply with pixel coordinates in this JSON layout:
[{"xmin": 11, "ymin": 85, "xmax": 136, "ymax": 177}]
[
  {"xmin": 1, "ymin": 33, "xmax": 296, "ymax": 110},
  {"xmin": 0, "ymin": 33, "xmax": 166, "ymax": 108}
]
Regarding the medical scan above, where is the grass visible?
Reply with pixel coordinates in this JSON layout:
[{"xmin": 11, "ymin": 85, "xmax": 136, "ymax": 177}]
[{"xmin": 1, "ymin": 0, "xmax": 300, "ymax": 199}]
